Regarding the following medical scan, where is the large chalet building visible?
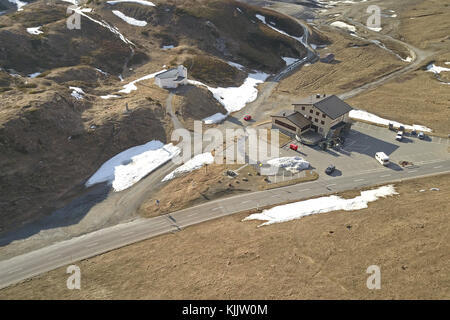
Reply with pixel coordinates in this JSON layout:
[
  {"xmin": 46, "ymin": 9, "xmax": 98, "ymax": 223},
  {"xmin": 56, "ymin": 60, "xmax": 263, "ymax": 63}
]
[{"xmin": 271, "ymin": 94, "xmax": 354, "ymax": 142}]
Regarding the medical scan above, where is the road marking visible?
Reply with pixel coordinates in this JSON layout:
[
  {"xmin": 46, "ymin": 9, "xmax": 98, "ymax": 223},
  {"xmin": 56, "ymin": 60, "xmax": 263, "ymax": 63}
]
[
  {"xmin": 296, "ymin": 188, "xmax": 311, "ymax": 192},
  {"xmin": 409, "ymin": 170, "xmax": 417, "ymax": 173},
  {"xmin": 212, "ymin": 207, "xmax": 222, "ymax": 212},
  {"xmin": 326, "ymin": 184, "xmax": 336, "ymax": 187},
  {"xmin": 434, "ymin": 165, "xmax": 443, "ymax": 169},
  {"xmin": 380, "ymin": 174, "xmax": 391, "ymax": 178},
  {"xmin": 354, "ymin": 178, "xmax": 364, "ymax": 182},
  {"xmin": 242, "ymin": 200, "xmax": 252, "ymax": 204},
  {"xmin": 85, "ymin": 242, "xmax": 98, "ymax": 248},
  {"xmin": 8, "ymin": 267, "xmax": 23, "ymax": 274}
]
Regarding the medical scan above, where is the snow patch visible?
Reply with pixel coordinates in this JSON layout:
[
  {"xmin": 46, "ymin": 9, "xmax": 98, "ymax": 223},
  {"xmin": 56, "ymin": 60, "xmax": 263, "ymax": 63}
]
[
  {"xmin": 69, "ymin": 86, "xmax": 85, "ymax": 100},
  {"xmin": 227, "ymin": 61, "xmax": 245, "ymax": 70},
  {"xmin": 162, "ymin": 152, "xmax": 214, "ymax": 182},
  {"xmin": 119, "ymin": 69, "xmax": 167, "ymax": 94},
  {"xmin": 330, "ymin": 21, "xmax": 356, "ymax": 32},
  {"xmin": 188, "ymin": 71, "xmax": 269, "ymax": 113},
  {"xmin": 112, "ymin": 10, "xmax": 147, "ymax": 26},
  {"xmin": 100, "ymin": 94, "xmax": 120, "ymax": 99},
  {"xmin": 162, "ymin": 45, "xmax": 175, "ymax": 50},
  {"xmin": 86, "ymin": 140, "xmax": 180, "ymax": 191},
  {"xmin": 244, "ymin": 185, "xmax": 398, "ymax": 226},
  {"xmin": 8, "ymin": 0, "xmax": 27, "ymax": 11},
  {"xmin": 282, "ymin": 57, "xmax": 299, "ymax": 66},
  {"xmin": 426, "ymin": 63, "xmax": 450, "ymax": 74},
  {"xmin": 349, "ymin": 110, "xmax": 432, "ymax": 132},
  {"xmin": 26, "ymin": 26, "xmax": 43, "ymax": 35},
  {"xmin": 267, "ymin": 156, "xmax": 310, "ymax": 173},
  {"xmin": 107, "ymin": 0, "xmax": 156, "ymax": 5},
  {"xmin": 28, "ymin": 72, "xmax": 41, "ymax": 78},
  {"xmin": 203, "ymin": 112, "xmax": 228, "ymax": 124}
]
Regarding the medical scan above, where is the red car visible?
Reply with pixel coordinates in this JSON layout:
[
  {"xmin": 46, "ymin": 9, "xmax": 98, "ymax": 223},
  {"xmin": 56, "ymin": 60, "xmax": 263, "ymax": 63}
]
[
  {"xmin": 244, "ymin": 115, "xmax": 252, "ymax": 121},
  {"xmin": 289, "ymin": 144, "xmax": 298, "ymax": 151}
]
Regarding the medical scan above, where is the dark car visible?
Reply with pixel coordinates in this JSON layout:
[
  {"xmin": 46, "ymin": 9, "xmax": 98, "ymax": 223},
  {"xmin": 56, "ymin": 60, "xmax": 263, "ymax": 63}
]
[
  {"xmin": 325, "ymin": 165, "xmax": 336, "ymax": 175},
  {"xmin": 418, "ymin": 132, "xmax": 425, "ymax": 140}
]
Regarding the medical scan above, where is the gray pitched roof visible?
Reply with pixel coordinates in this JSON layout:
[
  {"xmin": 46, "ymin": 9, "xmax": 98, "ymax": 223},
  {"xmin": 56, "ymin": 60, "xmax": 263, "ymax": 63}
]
[
  {"xmin": 272, "ymin": 110, "xmax": 311, "ymax": 128},
  {"xmin": 156, "ymin": 68, "xmax": 181, "ymax": 79},
  {"xmin": 294, "ymin": 95, "xmax": 353, "ymax": 120}
]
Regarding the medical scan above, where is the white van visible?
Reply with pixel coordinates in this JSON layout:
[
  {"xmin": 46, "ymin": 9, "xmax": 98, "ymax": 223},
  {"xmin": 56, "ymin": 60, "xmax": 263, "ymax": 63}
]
[{"xmin": 375, "ymin": 152, "xmax": 390, "ymax": 166}]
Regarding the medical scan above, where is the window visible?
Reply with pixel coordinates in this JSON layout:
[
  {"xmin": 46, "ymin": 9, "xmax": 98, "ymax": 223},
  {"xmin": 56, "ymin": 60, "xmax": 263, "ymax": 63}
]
[
  {"xmin": 301, "ymin": 106, "xmax": 305, "ymax": 111},
  {"xmin": 321, "ymin": 120, "xmax": 325, "ymax": 125},
  {"xmin": 275, "ymin": 119, "xmax": 296, "ymax": 132},
  {"xmin": 316, "ymin": 111, "xmax": 319, "ymax": 116},
  {"xmin": 322, "ymin": 114, "xmax": 326, "ymax": 118},
  {"xmin": 308, "ymin": 116, "xmax": 312, "ymax": 120},
  {"xmin": 315, "ymin": 118, "xmax": 318, "ymax": 123},
  {"xmin": 310, "ymin": 109, "xmax": 313, "ymax": 113}
]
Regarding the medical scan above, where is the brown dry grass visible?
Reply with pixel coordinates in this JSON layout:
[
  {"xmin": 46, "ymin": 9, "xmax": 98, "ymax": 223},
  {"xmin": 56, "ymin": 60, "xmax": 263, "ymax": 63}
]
[
  {"xmin": 276, "ymin": 27, "xmax": 406, "ymax": 96},
  {"xmin": 347, "ymin": 67, "xmax": 450, "ymax": 137},
  {"xmin": 1, "ymin": 173, "xmax": 448, "ymax": 299}
]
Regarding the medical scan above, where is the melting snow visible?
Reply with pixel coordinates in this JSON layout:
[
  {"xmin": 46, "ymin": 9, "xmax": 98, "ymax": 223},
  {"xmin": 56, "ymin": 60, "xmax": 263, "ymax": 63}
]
[
  {"xmin": 26, "ymin": 27, "xmax": 43, "ymax": 35},
  {"xmin": 162, "ymin": 45, "xmax": 175, "ymax": 50},
  {"xmin": 112, "ymin": 10, "xmax": 147, "ymax": 26},
  {"xmin": 86, "ymin": 140, "xmax": 180, "ymax": 191},
  {"xmin": 368, "ymin": 26, "xmax": 382, "ymax": 32},
  {"xmin": 244, "ymin": 185, "xmax": 398, "ymax": 226},
  {"xmin": 100, "ymin": 94, "xmax": 120, "ymax": 99},
  {"xmin": 188, "ymin": 71, "xmax": 269, "ymax": 113},
  {"xmin": 267, "ymin": 157, "xmax": 310, "ymax": 173},
  {"xmin": 28, "ymin": 72, "xmax": 41, "ymax": 78},
  {"xmin": 119, "ymin": 69, "xmax": 167, "ymax": 93},
  {"xmin": 426, "ymin": 63, "xmax": 450, "ymax": 74},
  {"xmin": 162, "ymin": 152, "xmax": 214, "ymax": 182},
  {"xmin": 349, "ymin": 110, "xmax": 432, "ymax": 132},
  {"xmin": 8, "ymin": 0, "xmax": 27, "ymax": 11},
  {"xmin": 227, "ymin": 61, "xmax": 245, "ymax": 70},
  {"xmin": 203, "ymin": 112, "xmax": 228, "ymax": 124},
  {"xmin": 69, "ymin": 86, "xmax": 85, "ymax": 100},
  {"xmin": 107, "ymin": 0, "xmax": 156, "ymax": 5},
  {"xmin": 330, "ymin": 21, "xmax": 356, "ymax": 32}
]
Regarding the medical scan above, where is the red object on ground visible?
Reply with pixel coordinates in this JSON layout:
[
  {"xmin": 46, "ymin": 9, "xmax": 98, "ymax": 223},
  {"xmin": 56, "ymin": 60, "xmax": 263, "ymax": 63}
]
[
  {"xmin": 244, "ymin": 115, "xmax": 252, "ymax": 121},
  {"xmin": 290, "ymin": 144, "xmax": 298, "ymax": 151}
]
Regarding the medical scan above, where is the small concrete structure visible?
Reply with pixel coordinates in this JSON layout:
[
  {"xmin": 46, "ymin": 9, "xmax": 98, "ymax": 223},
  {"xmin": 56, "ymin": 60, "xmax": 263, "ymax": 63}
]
[{"xmin": 154, "ymin": 65, "xmax": 188, "ymax": 89}]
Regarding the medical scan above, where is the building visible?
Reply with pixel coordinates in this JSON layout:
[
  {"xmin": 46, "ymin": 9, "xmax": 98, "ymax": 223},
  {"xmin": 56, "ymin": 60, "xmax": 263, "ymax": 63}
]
[
  {"xmin": 271, "ymin": 94, "xmax": 353, "ymax": 143},
  {"xmin": 154, "ymin": 65, "xmax": 188, "ymax": 89}
]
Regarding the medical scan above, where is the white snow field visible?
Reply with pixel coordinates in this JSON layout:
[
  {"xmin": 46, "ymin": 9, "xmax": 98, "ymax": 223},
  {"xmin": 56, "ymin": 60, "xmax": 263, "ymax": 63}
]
[
  {"xmin": 28, "ymin": 72, "xmax": 42, "ymax": 78},
  {"xmin": 112, "ymin": 10, "xmax": 147, "ymax": 26},
  {"xmin": 8, "ymin": 0, "xmax": 27, "ymax": 11},
  {"xmin": 426, "ymin": 63, "xmax": 450, "ymax": 74},
  {"xmin": 202, "ymin": 112, "xmax": 228, "ymax": 124},
  {"xmin": 244, "ymin": 185, "xmax": 398, "ymax": 226},
  {"xmin": 69, "ymin": 86, "xmax": 85, "ymax": 100},
  {"xmin": 107, "ymin": 0, "xmax": 155, "ymax": 6},
  {"xmin": 100, "ymin": 94, "xmax": 121, "ymax": 99},
  {"xmin": 267, "ymin": 157, "xmax": 310, "ymax": 173},
  {"xmin": 330, "ymin": 21, "xmax": 356, "ymax": 32},
  {"xmin": 188, "ymin": 71, "xmax": 269, "ymax": 113},
  {"xmin": 162, "ymin": 152, "xmax": 214, "ymax": 182},
  {"xmin": 349, "ymin": 110, "xmax": 432, "ymax": 132},
  {"xmin": 119, "ymin": 69, "xmax": 167, "ymax": 93},
  {"xmin": 86, "ymin": 140, "xmax": 180, "ymax": 192},
  {"xmin": 26, "ymin": 27, "xmax": 43, "ymax": 35}
]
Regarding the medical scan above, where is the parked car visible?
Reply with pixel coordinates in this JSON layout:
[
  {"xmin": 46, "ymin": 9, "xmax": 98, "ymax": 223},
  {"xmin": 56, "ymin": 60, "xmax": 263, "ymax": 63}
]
[
  {"xmin": 325, "ymin": 165, "xmax": 336, "ymax": 175},
  {"xmin": 375, "ymin": 152, "xmax": 390, "ymax": 166},
  {"xmin": 418, "ymin": 132, "xmax": 425, "ymax": 140},
  {"xmin": 396, "ymin": 131, "xmax": 403, "ymax": 141},
  {"xmin": 289, "ymin": 144, "xmax": 299, "ymax": 151},
  {"xmin": 243, "ymin": 115, "xmax": 252, "ymax": 121}
]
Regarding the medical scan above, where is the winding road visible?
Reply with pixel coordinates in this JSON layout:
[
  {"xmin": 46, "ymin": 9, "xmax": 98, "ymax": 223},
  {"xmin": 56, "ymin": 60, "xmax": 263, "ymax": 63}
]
[{"xmin": 0, "ymin": 3, "xmax": 447, "ymax": 290}]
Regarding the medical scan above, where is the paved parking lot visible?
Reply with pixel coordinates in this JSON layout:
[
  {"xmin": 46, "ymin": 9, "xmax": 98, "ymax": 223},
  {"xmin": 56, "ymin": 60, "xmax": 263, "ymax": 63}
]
[{"xmin": 279, "ymin": 122, "xmax": 450, "ymax": 181}]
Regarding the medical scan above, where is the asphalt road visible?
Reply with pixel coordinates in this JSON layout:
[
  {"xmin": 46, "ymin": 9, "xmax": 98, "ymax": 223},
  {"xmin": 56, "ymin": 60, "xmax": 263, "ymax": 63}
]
[{"xmin": 0, "ymin": 158, "xmax": 449, "ymax": 290}]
